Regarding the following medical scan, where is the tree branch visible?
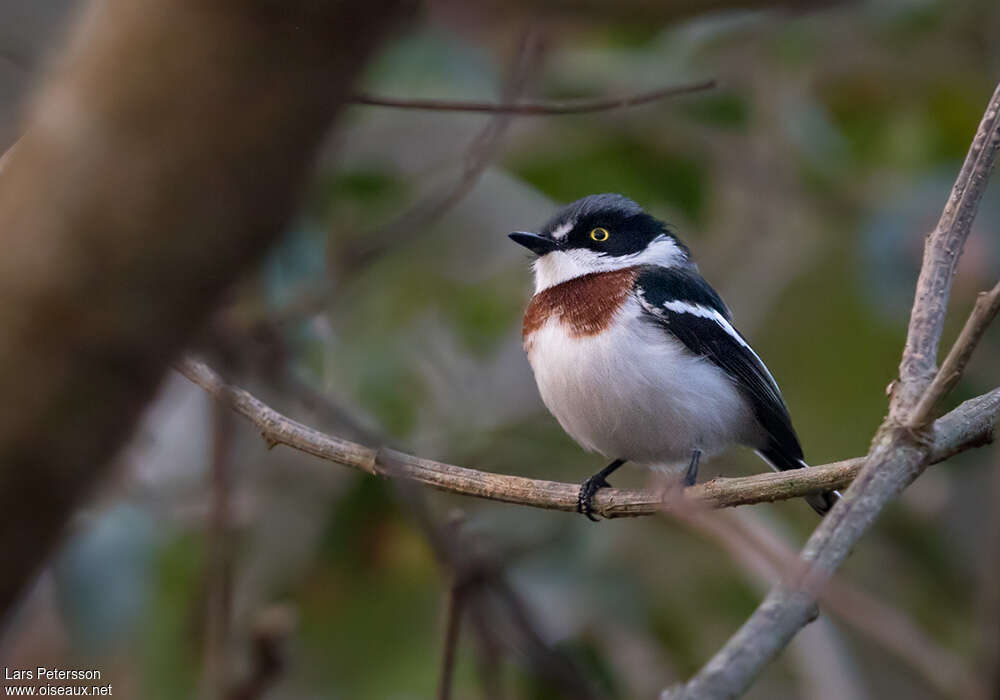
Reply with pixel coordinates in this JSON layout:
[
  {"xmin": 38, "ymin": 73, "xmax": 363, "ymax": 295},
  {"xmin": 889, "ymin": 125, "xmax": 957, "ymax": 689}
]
[
  {"xmin": 350, "ymin": 79, "xmax": 715, "ymax": 115},
  {"xmin": 0, "ymin": 0, "xmax": 405, "ymax": 621},
  {"xmin": 669, "ymin": 506, "xmax": 985, "ymax": 700},
  {"xmin": 910, "ymin": 279, "xmax": 1000, "ymax": 427},
  {"xmin": 176, "ymin": 358, "xmax": 999, "ymax": 518},
  {"xmin": 662, "ymin": 80, "xmax": 1000, "ymax": 700},
  {"xmin": 337, "ymin": 29, "xmax": 547, "ymax": 275},
  {"xmin": 437, "ymin": 571, "xmax": 465, "ymax": 700},
  {"xmin": 893, "ymin": 86, "xmax": 1000, "ymax": 420}
]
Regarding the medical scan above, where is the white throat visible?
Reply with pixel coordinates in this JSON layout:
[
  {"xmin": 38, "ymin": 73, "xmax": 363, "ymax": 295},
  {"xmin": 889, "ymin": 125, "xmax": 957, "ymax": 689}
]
[{"xmin": 531, "ymin": 235, "xmax": 686, "ymax": 293}]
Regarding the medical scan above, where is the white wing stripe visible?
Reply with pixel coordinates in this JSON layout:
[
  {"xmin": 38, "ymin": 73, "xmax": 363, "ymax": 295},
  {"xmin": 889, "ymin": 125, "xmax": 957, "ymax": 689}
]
[{"xmin": 654, "ymin": 300, "xmax": 780, "ymax": 392}]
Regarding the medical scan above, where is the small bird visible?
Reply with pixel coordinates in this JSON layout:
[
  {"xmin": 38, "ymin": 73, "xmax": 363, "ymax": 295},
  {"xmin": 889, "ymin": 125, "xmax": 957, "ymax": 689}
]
[{"xmin": 509, "ymin": 194, "xmax": 838, "ymax": 520}]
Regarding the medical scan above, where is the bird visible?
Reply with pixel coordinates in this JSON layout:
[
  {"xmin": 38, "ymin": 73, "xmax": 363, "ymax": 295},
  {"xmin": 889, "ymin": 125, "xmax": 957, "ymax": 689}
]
[{"xmin": 509, "ymin": 193, "xmax": 838, "ymax": 521}]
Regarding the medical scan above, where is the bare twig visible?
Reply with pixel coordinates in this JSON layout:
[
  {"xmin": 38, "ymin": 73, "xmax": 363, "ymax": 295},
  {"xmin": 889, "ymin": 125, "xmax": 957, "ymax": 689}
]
[
  {"xmin": 893, "ymin": 86, "xmax": 1000, "ymax": 421},
  {"xmin": 910, "ymin": 280, "xmax": 1000, "ymax": 427},
  {"xmin": 438, "ymin": 579, "xmax": 464, "ymax": 700},
  {"xmin": 471, "ymin": 624, "xmax": 505, "ymax": 700},
  {"xmin": 202, "ymin": 402, "xmax": 236, "ymax": 698},
  {"xmin": 0, "ymin": 0, "xmax": 405, "ymax": 620},
  {"xmin": 670, "ymin": 505, "xmax": 985, "ymax": 700},
  {"xmin": 351, "ymin": 79, "xmax": 715, "ymax": 115},
  {"xmin": 437, "ymin": 512, "xmax": 468, "ymax": 700},
  {"xmin": 662, "ymin": 80, "xmax": 1000, "ymax": 700},
  {"xmin": 334, "ymin": 29, "xmax": 547, "ymax": 284},
  {"xmin": 405, "ymin": 491, "xmax": 599, "ymax": 699},
  {"xmin": 212, "ymin": 328, "xmax": 598, "ymax": 699},
  {"xmin": 176, "ymin": 358, "xmax": 999, "ymax": 518},
  {"xmin": 226, "ymin": 340, "xmax": 591, "ymax": 699},
  {"xmin": 485, "ymin": 578, "xmax": 600, "ymax": 698}
]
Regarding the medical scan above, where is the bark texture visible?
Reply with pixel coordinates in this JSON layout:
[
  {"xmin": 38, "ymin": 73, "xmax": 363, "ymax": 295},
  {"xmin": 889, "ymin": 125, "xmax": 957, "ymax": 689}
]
[{"xmin": 0, "ymin": 0, "xmax": 405, "ymax": 620}]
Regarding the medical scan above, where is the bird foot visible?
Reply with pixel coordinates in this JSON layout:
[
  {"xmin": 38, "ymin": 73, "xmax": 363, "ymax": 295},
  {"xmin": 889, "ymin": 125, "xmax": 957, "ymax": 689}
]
[
  {"xmin": 577, "ymin": 474, "xmax": 612, "ymax": 522},
  {"xmin": 683, "ymin": 449, "xmax": 702, "ymax": 487}
]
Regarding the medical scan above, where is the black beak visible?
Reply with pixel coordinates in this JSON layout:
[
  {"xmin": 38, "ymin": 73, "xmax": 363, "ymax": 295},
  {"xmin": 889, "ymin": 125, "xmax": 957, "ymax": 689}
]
[{"xmin": 509, "ymin": 231, "xmax": 558, "ymax": 256}]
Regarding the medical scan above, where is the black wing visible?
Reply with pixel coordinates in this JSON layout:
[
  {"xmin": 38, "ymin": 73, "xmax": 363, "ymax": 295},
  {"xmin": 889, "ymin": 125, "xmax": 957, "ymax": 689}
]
[{"xmin": 633, "ymin": 265, "xmax": 804, "ymax": 467}]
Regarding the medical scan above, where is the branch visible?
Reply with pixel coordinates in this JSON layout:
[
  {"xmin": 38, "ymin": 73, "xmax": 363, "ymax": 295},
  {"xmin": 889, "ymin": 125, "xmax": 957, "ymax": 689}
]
[
  {"xmin": 671, "ymin": 507, "xmax": 985, "ymax": 700},
  {"xmin": 337, "ymin": 29, "xmax": 546, "ymax": 274},
  {"xmin": 910, "ymin": 279, "xmax": 1000, "ymax": 427},
  {"xmin": 350, "ymin": 79, "xmax": 715, "ymax": 115},
  {"xmin": 0, "ymin": 0, "xmax": 405, "ymax": 620},
  {"xmin": 201, "ymin": 402, "xmax": 236, "ymax": 697},
  {"xmin": 662, "ymin": 80, "xmax": 1000, "ymax": 700},
  {"xmin": 408, "ymin": 496, "xmax": 601, "ymax": 699},
  {"xmin": 176, "ymin": 358, "xmax": 999, "ymax": 518},
  {"xmin": 221, "ymin": 325, "xmax": 604, "ymax": 698},
  {"xmin": 437, "ymin": 571, "xmax": 465, "ymax": 700},
  {"xmin": 893, "ymin": 85, "xmax": 1000, "ymax": 420}
]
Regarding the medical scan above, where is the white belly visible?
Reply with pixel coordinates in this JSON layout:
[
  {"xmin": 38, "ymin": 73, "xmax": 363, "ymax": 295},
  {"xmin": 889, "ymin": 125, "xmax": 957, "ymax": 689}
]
[{"xmin": 525, "ymin": 298, "xmax": 758, "ymax": 467}]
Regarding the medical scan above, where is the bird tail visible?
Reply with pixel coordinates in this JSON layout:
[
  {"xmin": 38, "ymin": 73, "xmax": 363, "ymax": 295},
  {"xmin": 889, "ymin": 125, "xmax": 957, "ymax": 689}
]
[{"xmin": 758, "ymin": 447, "xmax": 840, "ymax": 517}]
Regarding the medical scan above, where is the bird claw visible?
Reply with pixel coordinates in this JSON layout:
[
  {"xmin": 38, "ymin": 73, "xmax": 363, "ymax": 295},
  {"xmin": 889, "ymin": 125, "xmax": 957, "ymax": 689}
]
[{"xmin": 577, "ymin": 475, "xmax": 611, "ymax": 522}]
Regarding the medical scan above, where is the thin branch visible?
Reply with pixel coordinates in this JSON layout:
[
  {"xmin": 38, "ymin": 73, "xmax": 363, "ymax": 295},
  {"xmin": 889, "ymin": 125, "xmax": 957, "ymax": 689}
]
[
  {"xmin": 670, "ymin": 505, "xmax": 985, "ymax": 700},
  {"xmin": 437, "ymin": 578, "xmax": 465, "ymax": 700},
  {"xmin": 437, "ymin": 512, "xmax": 467, "ymax": 700},
  {"xmin": 175, "ymin": 358, "xmax": 999, "ymax": 518},
  {"xmin": 211, "ymin": 327, "xmax": 599, "ymax": 699},
  {"xmin": 662, "ymin": 80, "xmax": 1000, "ymax": 700},
  {"xmin": 406, "ymin": 491, "xmax": 600, "ymax": 699},
  {"xmin": 201, "ymin": 402, "xmax": 236, "ymax": 698},
  {"xmin": 337, "ymin": 28, "xmax": 547, "ymax": 275},
  {"xmin": 910, "ymin": 280, "xmax": 1000, "ymax": 427},
  {"xmin": 350, "ymin": 79, "xmax": 715, "ymax": 115},
  {"xmin": 893, "ymin": 84, "xmax": 1000, "ymax": 421},
  {"xmin": 0, "ymin": 0, "xmax": 405, "ymax": 622}
]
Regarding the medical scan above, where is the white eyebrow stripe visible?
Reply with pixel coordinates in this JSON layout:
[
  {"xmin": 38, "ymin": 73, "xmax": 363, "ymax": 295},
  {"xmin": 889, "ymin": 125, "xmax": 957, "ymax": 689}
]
[
  {"xmin": 658, "ymin": 300, "xmax": 779, "ymax": 389},
  {"xmin": 550, "ymin": 220, "xmax": 574, "ymax": 240}
]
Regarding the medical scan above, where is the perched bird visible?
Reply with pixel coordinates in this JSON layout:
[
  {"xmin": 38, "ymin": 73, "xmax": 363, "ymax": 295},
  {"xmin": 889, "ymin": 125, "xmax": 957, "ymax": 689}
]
[{"xmin": 509, "ymin": 194, "xmax": 838, "ymax": 520}]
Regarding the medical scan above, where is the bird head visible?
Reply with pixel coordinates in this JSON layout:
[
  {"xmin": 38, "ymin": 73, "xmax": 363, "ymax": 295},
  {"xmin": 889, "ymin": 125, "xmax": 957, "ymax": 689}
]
[{"xmin": 509, "ymin": 194, "xmax": 690, "ymax": 292}]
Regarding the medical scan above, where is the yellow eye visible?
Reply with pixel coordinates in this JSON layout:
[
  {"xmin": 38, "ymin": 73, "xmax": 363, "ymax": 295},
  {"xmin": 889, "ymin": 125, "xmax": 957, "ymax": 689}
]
[{"xmin": 589, "ymin": 227, "xmax": 609, "ymax": 242}]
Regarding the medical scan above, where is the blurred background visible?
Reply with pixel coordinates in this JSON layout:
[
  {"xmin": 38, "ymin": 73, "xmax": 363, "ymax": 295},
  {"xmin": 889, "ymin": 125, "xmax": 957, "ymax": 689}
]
[{"xmin": 2, "ymin": 0, "xmax": 1000, "ymax": 698}]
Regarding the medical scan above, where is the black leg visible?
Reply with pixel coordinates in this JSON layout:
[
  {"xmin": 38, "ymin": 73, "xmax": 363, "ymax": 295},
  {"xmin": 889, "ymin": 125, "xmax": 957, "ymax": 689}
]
[
  {"xmin": 683, "ymin": 449, "xmax": 702, "ymax": 487},
  {"xmin": 577, "ymin": 459, "xmax": 625, "ymax": 522}
]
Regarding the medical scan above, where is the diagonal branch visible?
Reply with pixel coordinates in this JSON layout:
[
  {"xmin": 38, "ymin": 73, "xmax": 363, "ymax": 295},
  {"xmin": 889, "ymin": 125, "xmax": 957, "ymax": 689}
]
[
  {"xmin": 669, "ymin": 506, "xmax": 985, "ymax": 700},
  {"xmin": 350, "ymin": 79, "xmax": 715, "ymax": 115},
  {"xmin": 176, "ymin": 358, "xmax": 999, "ymax": 518},
  {"xmin": 893, "ymin": 85, "xmax": 1000, "ymax": 421},
  {"xmin": 337, "ymin": 29, "xmax": 546, "ymax": 275},
  {"xmin": 910, "ymin": 279, "xmax": 1000, "ymax": 427},
  {"xmin": 662, "ymin": 80, "xmax": 1000, "ymax": 700},
  {"xmin": 0, "ymin": 0, "xmax": 406, "ymax": 622}
]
